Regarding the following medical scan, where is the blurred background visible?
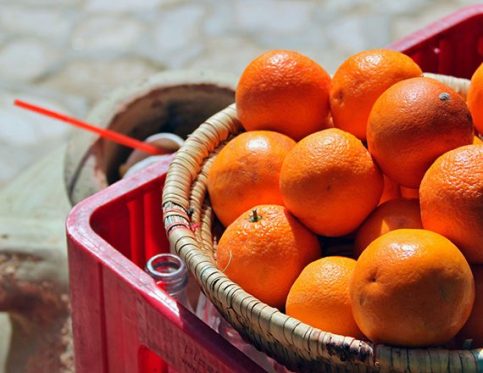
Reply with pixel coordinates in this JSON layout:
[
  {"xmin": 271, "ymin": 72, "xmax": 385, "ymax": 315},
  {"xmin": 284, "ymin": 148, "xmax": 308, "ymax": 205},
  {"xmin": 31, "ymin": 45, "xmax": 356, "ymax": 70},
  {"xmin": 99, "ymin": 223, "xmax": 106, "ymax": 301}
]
[
  {"xmin": 0, "ymin": 0, "xmax": 479, "ymax": 371},
  {"xmin": 0, "ymin": 0, "xmax": 479, "ymax": 187}
]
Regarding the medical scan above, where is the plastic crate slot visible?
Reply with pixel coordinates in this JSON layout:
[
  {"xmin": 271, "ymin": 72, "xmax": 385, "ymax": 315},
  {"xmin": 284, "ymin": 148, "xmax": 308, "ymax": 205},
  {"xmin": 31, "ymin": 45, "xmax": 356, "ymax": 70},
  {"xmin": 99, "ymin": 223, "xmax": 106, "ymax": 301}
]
[
  {"xmin": 143, "ymin": 182, "xmax": 170, "ymax": 261},
  {"xmin": 454, "ymin": 25, "xmax": 479, "ymax": 78},
  {"xmin": 128, "ymin": 198, "xmax": 146, "ymax": 267},
  {"xmin": 437, "ymin": 39, "xmax": 453, "ymax": 76},
  {"xmin": 478, "ymin": 36, "xmax": 483, "ymax": 56},
  {"xmin": 91, "ymin": 202, "xmax": 132, "ymax": 260}
]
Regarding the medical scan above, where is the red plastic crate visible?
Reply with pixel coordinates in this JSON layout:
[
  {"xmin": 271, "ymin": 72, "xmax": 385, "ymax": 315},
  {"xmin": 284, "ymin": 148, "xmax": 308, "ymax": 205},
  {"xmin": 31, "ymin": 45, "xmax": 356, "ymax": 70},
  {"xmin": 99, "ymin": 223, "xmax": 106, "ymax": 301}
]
[
  {"xmin": 66, "ymin": 155, "xmax": 265, "ymax": 373},
  {"xmin": 388, "ymin": 4, "xmax": 483, "ymax": 77},
  {"xmin": 66, "ymin": 5, "xmax": 483, "ymax": 373}
]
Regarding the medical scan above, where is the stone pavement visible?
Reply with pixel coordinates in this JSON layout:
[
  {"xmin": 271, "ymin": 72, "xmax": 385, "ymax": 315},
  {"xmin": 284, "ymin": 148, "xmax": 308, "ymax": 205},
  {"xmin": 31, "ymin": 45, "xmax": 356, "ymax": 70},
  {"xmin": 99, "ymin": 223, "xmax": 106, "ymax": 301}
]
[
  {"xmin": 0, "ymin": 1, "xmax": 478, "ymax": 372},
  {"xmin": 0, "ymin": 0, "xmax": 477, "ymax": 187}
]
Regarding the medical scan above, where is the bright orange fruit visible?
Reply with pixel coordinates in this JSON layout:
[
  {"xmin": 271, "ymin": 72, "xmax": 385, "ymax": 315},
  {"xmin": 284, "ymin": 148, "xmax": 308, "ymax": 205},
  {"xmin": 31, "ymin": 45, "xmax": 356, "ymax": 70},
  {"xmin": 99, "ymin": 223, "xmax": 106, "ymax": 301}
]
[
  {"xmin": 467, "ymin": 63, "xmax": 483, "ymax": 135},
  {"xmin": 457, "ymin": 265, "xmax": 483, "ymax": 348},
  {"xmin": 280, "ymin": 128, "xmax": 383, "ymax": 237},
  {"xmin": 216, "ymin": 205, "xmax": 321, "ymax": 309},
  {"xmin": 379, "ymin": 175, "xmax": 401, "ymax": 204},
  {"xmin": 399, "ymin": 186, "xmax": 419, "ymax": 200},
  {"xmin": 420, "ymin": 144, "xmax": 483, "ymax": 264},
  {"xmin": 286, "ymin": 256, "xmax": 363, "ymax": 338},
  {"xmin": 236, "ymin": 50, "xmax": 331, "ymax": 140},
  {"xmin": 367, "ymin": 77, "xmax": 474, "ymax": 188},
  {"xmin": 207, "ymin": 130, "xmax": 295, "ymax": 227},
  {"xmin": 354, "ymin": 198, "xmax": 422, "ymax": 257},
  {"xmin": 330, "ymin": 49, "xmax": 422, "ymax": 140},
  {"xmin": 350, "ymin": 229, "xmax": 475, "ymax": 347}
]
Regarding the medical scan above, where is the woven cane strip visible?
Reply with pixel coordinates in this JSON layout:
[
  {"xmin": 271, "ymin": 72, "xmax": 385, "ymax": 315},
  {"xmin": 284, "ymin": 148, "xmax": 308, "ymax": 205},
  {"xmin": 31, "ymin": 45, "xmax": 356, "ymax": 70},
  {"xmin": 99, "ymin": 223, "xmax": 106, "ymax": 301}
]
[{"xmin": 423, "ymin": 72, "xmax": 471, "ymax": 97}]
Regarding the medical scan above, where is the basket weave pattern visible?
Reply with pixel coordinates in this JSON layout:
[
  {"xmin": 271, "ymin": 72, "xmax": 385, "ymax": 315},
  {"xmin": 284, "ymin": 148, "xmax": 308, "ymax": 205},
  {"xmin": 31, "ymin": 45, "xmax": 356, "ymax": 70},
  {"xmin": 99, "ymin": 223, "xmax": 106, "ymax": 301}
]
[{"xmin": 163, "ymin": 75, "xmax": 482, "ymax": 372}]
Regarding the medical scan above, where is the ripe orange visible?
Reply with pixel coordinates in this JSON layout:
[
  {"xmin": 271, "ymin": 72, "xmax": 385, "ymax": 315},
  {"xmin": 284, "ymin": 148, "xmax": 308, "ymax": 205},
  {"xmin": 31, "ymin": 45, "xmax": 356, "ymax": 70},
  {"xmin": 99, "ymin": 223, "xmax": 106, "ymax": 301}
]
[
  {"xmin": 474, "ymin": 136, "xmax": 483, "ymax": 144},
  {"xmin": 236, "ymin": 50, "xmax": 331, "ymax": 140},
  {"xmin": 286, "ymin": 256, "xmax": 363, "ymax": 338},
  {"xmin": 399, "ymin": 186, "xmax": 419, "ymax": 199},
  {"xmin": 457, "ymin": 265, "xmax": 483, "ymax": 348},
  {"xmin": 467, "ymin": 63, "xmax": 483, "ymax": 134},
  {"xmin": 207, "ymin": 130, "xmax": 295, "ymax": 227},
  {"xmin": 420, "ymin": 144, "xmax": 483, "ymax": 264},
  {"xmin": 216, "ymin": 205, "xmax": 321, "ymax": 309},
  {"xmin": 280, "ymin": 128, "xmax": 383, "ymax": 237},
  {"xmin": 379, "ymin": 175, "xmax": 401, "ymax": 204},
  {"xmin": 354, "ymin": 198, "xmax": 422, "ymax": 257},
  {"xmin": 367, "ymin": 77, "xmax": 474, "ymax": 188},
  {"xmin": 350, "ymin": 229, "xmax": 475, "ymax": 347},
  {"xmin": 330, "ymin": 49, "xmax": 422, "ymax": 140}
]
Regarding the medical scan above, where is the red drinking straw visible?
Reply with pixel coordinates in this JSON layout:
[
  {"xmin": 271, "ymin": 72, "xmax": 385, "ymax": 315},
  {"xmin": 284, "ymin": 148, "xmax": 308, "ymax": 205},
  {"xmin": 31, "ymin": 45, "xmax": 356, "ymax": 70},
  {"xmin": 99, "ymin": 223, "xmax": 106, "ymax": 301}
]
[{"xmin": 14, "ymin": 99, "xmax": 162, "ymax": 155}]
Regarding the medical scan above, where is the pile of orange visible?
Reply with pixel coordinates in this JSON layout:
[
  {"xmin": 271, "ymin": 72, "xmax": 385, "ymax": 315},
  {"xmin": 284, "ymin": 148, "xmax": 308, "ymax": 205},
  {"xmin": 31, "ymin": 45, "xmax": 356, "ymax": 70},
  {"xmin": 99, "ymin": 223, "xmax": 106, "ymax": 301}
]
[{"xmin": 207, "ymin": 49, "xmax": 483, "ymax": 349}]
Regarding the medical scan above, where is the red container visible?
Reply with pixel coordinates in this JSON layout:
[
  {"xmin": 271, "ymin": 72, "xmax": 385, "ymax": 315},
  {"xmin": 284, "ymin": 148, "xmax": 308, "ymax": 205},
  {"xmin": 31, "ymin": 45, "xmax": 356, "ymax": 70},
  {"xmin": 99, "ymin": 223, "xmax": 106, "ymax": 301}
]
[
  {"xmin": 66, "ymin": 6, "xmax": 483, "ymax": 373},
  {"xmin": 67, "ymin": 155, "xmax": 265, "ymax": 372},
  {"xmin": 388, "ymin": 4, "xmax": 483, "ymax": 77}
]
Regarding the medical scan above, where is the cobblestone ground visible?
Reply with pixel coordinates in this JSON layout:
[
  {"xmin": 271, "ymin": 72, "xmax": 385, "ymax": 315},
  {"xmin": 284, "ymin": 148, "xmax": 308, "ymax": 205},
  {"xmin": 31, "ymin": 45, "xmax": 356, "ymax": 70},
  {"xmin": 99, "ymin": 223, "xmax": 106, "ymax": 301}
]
[
  {"xmin": 0, "ymin": 0, "xmax": 478, "ymax": 187},
  {"xmin": 0, "ymin": 1, "xmax": 479, "ymax": 371}
]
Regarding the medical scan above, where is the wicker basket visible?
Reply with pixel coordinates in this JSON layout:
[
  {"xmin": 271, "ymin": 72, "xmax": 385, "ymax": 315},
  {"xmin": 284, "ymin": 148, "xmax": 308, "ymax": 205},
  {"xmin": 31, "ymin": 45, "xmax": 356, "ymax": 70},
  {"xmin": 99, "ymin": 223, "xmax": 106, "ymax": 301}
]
[{"xmin": 162, "ymin": 74, "xmax": 482, "ymax": 372}]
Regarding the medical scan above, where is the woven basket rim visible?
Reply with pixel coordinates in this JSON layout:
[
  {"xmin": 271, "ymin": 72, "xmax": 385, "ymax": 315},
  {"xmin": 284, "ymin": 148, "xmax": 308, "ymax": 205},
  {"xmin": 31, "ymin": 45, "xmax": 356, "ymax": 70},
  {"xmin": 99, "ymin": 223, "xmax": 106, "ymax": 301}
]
[{"xmin": 162, "ymin": 74, "xmax": 482, "ymax": 372}]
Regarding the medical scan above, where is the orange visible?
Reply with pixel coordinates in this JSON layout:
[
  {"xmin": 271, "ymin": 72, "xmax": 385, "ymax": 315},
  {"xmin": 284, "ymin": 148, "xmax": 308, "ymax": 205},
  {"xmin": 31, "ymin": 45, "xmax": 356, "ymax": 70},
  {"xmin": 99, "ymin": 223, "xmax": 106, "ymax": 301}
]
[
  {"xmin": 354, "ymin": 198, "xmax": 422, "ymax": 257},
  {"xmin": 216, "ymin": 205, "xmax": 321, "ymax": 309},
  {"xmin": 420, "ymin": 144, "xmax": 483, "ymax": 264},
  {"xmin": 367, "ymin": 77, "xmax": 474, "ymax": 188},
  {"xmin": 236, "ymin": 50, "xmax": 331, "ymax": 140},
  {"xmin": 286, "ymin": 256, "xmax": 363, "ymax": 338},
  {"xmin": 330, "ymin": 49, "xmax": 422, "ymax": 140},
  {"xmin": 350, "ymin": 229, "xmax": 475, "ymax": 347},
  {"xmin": 207, "ymin": 130, "xmax": 296, "ymax": 227},
  {"xmin": 399, "ymin": 186, "xmax": 419, "ymax": 199},
  {"xmin": 474, "ymin": 136, "xmax": 483, "ymax": 144},
  {"xmin": 457, "ymin": 265, "xmax": 483, "ymax": 348},
  {"xmin": 467, "ymin": 63, "xmax": 483, "ymax": 134},
  {"xmin": 280, "ymin": 128, "xmax": 383, "ymax": 237},
  {"xmin": 379, "ymin": 175, "xmax": 401, "ymax": 204}
]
